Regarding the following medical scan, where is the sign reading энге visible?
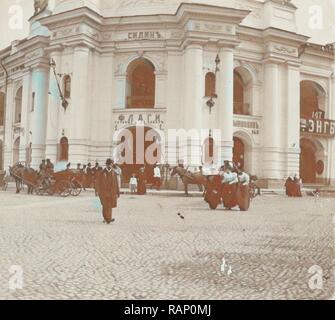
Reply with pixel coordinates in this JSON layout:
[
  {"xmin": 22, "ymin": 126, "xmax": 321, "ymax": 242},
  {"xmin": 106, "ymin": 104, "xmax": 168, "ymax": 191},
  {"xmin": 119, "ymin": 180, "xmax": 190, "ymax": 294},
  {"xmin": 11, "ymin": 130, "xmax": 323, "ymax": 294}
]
[{"xmin": 300, "ymin": 118, "xmax": 335, "ymax": 137}]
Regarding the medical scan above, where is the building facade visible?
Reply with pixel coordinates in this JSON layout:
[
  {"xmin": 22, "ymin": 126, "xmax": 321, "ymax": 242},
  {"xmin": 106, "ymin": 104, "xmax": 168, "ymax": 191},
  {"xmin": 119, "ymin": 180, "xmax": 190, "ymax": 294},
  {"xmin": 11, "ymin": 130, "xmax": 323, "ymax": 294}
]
[{"xmin": 0, "ymin": 0, "xmax": 335, "ymax": 186}]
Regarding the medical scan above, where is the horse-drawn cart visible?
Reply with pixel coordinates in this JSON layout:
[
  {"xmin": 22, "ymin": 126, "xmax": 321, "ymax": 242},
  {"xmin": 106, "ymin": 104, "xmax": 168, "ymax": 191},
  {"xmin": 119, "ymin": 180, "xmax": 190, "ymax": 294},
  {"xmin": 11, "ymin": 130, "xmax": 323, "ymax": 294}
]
[
  {"xmin": 204, "ymin": 175, "xmax": 251, "ymax": 211},
  {"xmin": 9, "ymin": 165, "xmax": 82, "ymax": 197}
]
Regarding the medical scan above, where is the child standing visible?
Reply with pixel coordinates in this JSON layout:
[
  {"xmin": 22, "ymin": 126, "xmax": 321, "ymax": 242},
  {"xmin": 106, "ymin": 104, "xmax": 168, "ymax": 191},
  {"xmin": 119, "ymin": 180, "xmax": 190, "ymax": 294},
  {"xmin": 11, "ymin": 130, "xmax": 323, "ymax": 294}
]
[{"xmin": 129, "ymin": 174, "xmax": 138, "ymax": 194}]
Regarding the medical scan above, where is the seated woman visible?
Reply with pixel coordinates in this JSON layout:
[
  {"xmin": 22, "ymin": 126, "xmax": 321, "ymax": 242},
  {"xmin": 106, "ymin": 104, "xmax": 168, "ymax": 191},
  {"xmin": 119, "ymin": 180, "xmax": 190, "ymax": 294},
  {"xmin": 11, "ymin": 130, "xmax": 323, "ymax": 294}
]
[{"xmin": 220, "ymin": 168, "xmax": 239, "ymax": 209}]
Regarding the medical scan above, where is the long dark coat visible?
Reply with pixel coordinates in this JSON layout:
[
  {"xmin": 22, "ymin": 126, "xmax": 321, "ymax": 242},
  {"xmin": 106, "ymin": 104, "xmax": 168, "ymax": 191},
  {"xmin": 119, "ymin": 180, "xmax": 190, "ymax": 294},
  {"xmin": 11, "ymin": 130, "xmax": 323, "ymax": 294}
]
[{"xmin": 96, "ymin": 169, "xmax": 120, "ymax": 209}]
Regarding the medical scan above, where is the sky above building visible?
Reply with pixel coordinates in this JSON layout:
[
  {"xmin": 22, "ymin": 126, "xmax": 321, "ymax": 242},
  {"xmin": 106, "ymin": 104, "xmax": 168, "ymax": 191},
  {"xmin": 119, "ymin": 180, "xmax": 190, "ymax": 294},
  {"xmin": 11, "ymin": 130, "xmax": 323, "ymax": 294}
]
[{"xmin": 0, "ymin": 0, "xmax": 334, "ymax": 48}]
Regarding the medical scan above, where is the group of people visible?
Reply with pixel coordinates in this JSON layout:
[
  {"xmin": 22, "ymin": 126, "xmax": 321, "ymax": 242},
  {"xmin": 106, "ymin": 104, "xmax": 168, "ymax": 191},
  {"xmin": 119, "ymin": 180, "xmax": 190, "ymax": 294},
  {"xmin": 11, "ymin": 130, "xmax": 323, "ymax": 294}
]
[
  {"xmin": 285, "ymin": 174, "xmax": 303, "ymax": 197},
  {"xmin": 218, "ymin": 161, "xmax": 251, "ymax": 186},
  {"xmin": 38, "ymin": 159, "xmax": 55, "ymax": 188},
  {"xmin": 129, "ymin": 164, "xmax": 162, "ymax": 195}
]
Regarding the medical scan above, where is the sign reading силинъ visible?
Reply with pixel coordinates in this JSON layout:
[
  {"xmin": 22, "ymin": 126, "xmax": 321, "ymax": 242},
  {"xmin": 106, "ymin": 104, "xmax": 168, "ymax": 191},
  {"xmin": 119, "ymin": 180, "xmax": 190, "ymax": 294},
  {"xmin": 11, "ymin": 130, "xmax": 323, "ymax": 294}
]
[{"xmin": 300, "ymin": 118, "xmax": 335, "ymax": 137}]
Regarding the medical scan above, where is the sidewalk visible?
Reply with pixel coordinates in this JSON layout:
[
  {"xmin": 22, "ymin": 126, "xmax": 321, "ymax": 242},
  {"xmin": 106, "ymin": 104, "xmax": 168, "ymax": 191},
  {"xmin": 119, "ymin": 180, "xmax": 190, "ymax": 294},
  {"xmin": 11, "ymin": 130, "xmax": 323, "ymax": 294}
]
[
  {"xmin": 121, "ymin": 187, "xmax": 335, "ymax": 197},
  {"xmin": 121, "ymin": 188, "xmax": 286, "ymax": 197}
]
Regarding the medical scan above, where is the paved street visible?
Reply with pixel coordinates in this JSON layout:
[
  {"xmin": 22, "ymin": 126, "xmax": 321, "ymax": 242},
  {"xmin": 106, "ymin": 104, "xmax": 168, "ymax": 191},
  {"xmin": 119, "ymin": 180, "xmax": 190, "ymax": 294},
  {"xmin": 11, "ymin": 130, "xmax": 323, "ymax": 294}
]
[{"xmin": 0, "ymin": 188, "xmax": 334, "ymax": 300}]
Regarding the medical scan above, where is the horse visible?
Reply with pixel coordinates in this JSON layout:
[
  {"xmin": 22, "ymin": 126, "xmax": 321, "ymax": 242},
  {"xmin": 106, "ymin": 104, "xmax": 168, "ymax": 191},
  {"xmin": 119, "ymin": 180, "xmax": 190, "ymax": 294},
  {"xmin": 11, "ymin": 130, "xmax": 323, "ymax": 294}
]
[
  {"xmin": 170, "ymin": 166, "xmax": 208, "ymax": 196},
  {"xmin": 9, "ymin": 164, "xmax": 39, "ymax": 194}
]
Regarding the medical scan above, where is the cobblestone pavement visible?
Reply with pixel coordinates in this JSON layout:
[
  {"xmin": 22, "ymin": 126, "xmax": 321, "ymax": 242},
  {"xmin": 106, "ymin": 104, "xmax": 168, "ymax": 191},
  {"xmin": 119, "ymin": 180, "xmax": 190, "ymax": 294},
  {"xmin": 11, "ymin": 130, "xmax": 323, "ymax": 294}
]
[{"xmin": 0, "ymin": 188, "xmax": 334, "ymax": 300}]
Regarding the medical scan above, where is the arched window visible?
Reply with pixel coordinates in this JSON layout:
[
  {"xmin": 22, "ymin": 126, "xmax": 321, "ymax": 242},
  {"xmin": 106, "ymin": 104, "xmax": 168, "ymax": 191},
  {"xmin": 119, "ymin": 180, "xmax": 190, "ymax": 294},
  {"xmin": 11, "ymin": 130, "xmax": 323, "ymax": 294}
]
[
  {"xmin": 234, "ymin": 68, "xmax": 253, "ymax": 115},
  {"xmin": 0, "ymin": 92, "xmax": 5, "ymax": 126},
  {"xmin": 203, "ymin": 137, "xmax": 215, "ymax": 165},
  {"xmin": 234, "ymin": 71, "xmax": 245, "ymax": 115},
  {"xmin": 63, "ymin": 75, "xmax": 71, "ymax": 99},
  {"xmin": 59, "ymin": 137, "xmax": 69, "ymax": 162},
  {"xmin": 300, "ymin": 81, "xmax": 325, "ymax": 119},
  {"xmin": 205, "ymin": 72, "xmax": 216, "ymax": 97},
  {"xmin": 14, "ymin": 87, "xmax": 23, "ymax": 123},
  {"xmin": 13, "ymin": 137, "xmax": 20, "ymax": 165},
  {"xmin": 126, "ymin": 58, "xmax": 156, "ymax": 109}
]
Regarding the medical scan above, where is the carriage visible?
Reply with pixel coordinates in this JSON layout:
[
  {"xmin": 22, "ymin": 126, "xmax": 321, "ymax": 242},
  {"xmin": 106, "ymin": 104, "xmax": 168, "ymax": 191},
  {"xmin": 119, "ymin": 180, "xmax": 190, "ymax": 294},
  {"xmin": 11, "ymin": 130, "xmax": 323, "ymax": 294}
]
[
  {"xmin": 204, "ymin": 175, "xmax": 251, "ymax": 211},
  {"xmin": 9, "ymin": 165, "xmax": 83, "ymax": 197}
]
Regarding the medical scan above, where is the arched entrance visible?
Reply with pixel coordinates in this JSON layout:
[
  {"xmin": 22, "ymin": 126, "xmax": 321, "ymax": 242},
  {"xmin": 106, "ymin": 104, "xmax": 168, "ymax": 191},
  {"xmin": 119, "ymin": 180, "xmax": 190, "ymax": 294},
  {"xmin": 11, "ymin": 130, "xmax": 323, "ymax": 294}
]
[
  {"xmin": 116, "ymin": 126, "xmax": 161, "ymax": 183},
  {"xmin": 13, "ymin": 137, "xmax": 20, "ymax": 165},
  {"xmin": 233, "ymin": 137, "xmax": 245, "ymax": 170},
  {"xmin": 300, "ymin": 138, "xmax": 317, "ymax": 183}
]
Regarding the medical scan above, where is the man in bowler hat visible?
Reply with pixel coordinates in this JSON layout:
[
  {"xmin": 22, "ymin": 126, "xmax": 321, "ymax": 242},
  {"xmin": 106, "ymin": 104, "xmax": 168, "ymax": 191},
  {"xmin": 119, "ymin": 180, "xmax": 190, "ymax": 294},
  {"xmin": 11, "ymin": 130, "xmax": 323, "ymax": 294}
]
[{"xmin": 96, "ymin": 159, "xmax": 120, "ymax": 224}]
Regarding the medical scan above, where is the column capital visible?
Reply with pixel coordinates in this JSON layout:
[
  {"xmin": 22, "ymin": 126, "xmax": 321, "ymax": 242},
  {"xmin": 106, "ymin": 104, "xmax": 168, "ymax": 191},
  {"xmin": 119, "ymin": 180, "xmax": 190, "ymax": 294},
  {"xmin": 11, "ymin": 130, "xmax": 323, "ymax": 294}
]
[
  {"xmin": 74, "ymin": 46, "xmax": 91, "ymax": 54},
  {"xmin": 181, "ymin": 38, "xmax": 207, "ymax": 50},
  {"xmin": 286, "ymin": 60, "xmax": 301, "ymax": 70},
  {"xmin": 217, "ymin": 39, "xmax": 240, "ymax": 50}
]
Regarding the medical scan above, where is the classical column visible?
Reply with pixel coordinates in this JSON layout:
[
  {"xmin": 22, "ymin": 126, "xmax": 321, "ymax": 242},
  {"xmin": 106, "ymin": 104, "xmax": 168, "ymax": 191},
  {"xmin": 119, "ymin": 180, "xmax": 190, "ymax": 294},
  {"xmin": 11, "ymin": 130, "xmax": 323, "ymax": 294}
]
[
  {"xmin": 3, "ymin": 81, "xmax": 14, "ymax": 169},
  {"xmin": 69, "ymin": 46, "xmax": 90, "ymax": 164},
  {"xmin": 45, "ymin": 51, "xmax": 62, "ymax": 163},
  {"xmin": 166, "ymin": 50, "xmax": 183, "ymax": 166},
  {"xmin": 217, "ymin": 47, "xmax": 234, "ymax": 162},
  {"xmin": 19, "ymin": 69, "xmax": 32, "ymax": 163},
  {"xmin": 262, "ymin": 61, "xmax": 282, "ymax": 179},
  {"xmin": 286, "ymin": 62, "xmax": 301, "ymax": 176},
  {"xmin": 183, "ymin": 43, "xmax": 203, "ymax": 166},
  {"xmin": 30, "ymin": 66, "xmax": 49, "ymax": 169}
]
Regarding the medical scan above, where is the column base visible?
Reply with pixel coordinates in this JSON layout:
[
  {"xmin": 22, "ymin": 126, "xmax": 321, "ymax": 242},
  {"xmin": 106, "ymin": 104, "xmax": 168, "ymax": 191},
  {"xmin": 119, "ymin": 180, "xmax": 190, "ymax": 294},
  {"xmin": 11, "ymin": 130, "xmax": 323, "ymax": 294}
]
[
  {"xmin": 31, "ymin": 145, "xmax": 46, "ymax": 169},
  {"xmin": 218, "ymin": 140, "xmax": 233, "ymax": 163},
  {"xmin": 257, "ymin": 179, "xmax": 285, "ymax": 189},
  {"xmin": 45, "ymin": 144, "xmax": 58, "ymax": 164}
]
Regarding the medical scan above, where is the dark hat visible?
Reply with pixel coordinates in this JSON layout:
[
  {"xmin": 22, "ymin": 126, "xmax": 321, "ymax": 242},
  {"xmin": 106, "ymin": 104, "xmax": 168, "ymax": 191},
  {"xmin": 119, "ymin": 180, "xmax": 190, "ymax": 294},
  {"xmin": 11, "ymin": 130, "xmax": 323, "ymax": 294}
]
[{"xmin": 106, "ymin": 158, "xmax": 113, "ymax": 165}]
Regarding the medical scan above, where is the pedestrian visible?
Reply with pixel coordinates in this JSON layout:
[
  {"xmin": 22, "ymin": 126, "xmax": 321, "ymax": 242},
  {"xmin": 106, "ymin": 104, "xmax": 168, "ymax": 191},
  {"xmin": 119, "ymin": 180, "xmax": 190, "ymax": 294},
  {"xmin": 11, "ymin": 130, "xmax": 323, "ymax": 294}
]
[
  {"xmin": 153, "ymin": 164, "xmax": 161, "ymax": 190},
  {"xmin": 137, "ymin": 166, "xmax": 147, "ymax": 195},
  {"xmin": 129, "ymin": 173, "xmax": 138, "ymax": 194},
  {"xmin": 95, "ymin": 159, "xmax": 120, "ymax": 224}
]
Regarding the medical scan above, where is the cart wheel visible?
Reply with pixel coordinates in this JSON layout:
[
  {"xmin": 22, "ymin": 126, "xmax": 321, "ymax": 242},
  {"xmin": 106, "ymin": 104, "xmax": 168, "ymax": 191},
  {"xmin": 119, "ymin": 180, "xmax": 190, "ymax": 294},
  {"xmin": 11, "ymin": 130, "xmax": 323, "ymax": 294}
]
[
  {"xmin": 58, "ymin": 181, "xmax": 72, "ymax": 198},
  {"xmin": 71, "ymin": 181, "xmax": 82, "ymax": 197}
]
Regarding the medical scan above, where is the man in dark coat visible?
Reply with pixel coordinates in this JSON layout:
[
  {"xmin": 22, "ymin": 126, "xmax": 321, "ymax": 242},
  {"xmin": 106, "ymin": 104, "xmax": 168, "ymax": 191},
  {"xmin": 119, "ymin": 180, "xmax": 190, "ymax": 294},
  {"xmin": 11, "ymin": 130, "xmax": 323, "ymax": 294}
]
[{"xmin": 96, "ymin": 159, "xmax": 120, "ymax": 224}]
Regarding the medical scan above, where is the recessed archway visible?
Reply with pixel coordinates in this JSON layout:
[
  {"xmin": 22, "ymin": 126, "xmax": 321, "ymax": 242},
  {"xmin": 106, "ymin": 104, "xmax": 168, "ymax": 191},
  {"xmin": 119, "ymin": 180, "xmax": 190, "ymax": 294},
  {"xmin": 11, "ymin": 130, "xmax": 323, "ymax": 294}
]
[
  {"xmin": 14, "ymin": 87, "xmax": 23, "ymax": 124},
  {"xmin": 116, "ymin": 126, "xmax": 162, "ymax": 183},
  {"xmin": 300, "ymin": 80, "xmax": 326, "ymax": 119},
  {"xmin": 59, "ymin": 137, "xmax": 69, "ymax": 162},
  {"xmin": 234, "ymin": 67, "xmax": 253, "ymax": 115},
  {"xmin": 13, "ymin": 137, "xmax": 20, "ymax": 165},
  {"xmin": 233, "ymin": 137, "xmax": 245, "ymax": 170},
  {"xmin": 126, "ymin": 58, "xmax": 156, "ymax": 109},
  {"xmin": 299, "ymin": 138, "xmax": 325, "ymax": 184}
]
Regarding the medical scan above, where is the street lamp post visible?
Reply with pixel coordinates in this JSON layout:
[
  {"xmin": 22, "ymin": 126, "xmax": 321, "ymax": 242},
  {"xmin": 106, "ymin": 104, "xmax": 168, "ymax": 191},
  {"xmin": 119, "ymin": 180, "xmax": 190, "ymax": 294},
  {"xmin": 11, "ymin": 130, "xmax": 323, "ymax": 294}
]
[
  {"xmin": 206, "ymin": 54, "xmax": 221, "ymax": 114},
  {"xmin": 49, "ymin": 58, "xmax": 69, "ymax": 111}
]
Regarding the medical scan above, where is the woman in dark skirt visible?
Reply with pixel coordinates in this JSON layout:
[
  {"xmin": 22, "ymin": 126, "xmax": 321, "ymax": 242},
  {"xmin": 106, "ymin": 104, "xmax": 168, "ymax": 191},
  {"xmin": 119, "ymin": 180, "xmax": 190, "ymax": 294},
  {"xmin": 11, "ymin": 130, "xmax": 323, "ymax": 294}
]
[{"xmin": 137, "ymin": 167, "xmax": 147, "ymax": 195}]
